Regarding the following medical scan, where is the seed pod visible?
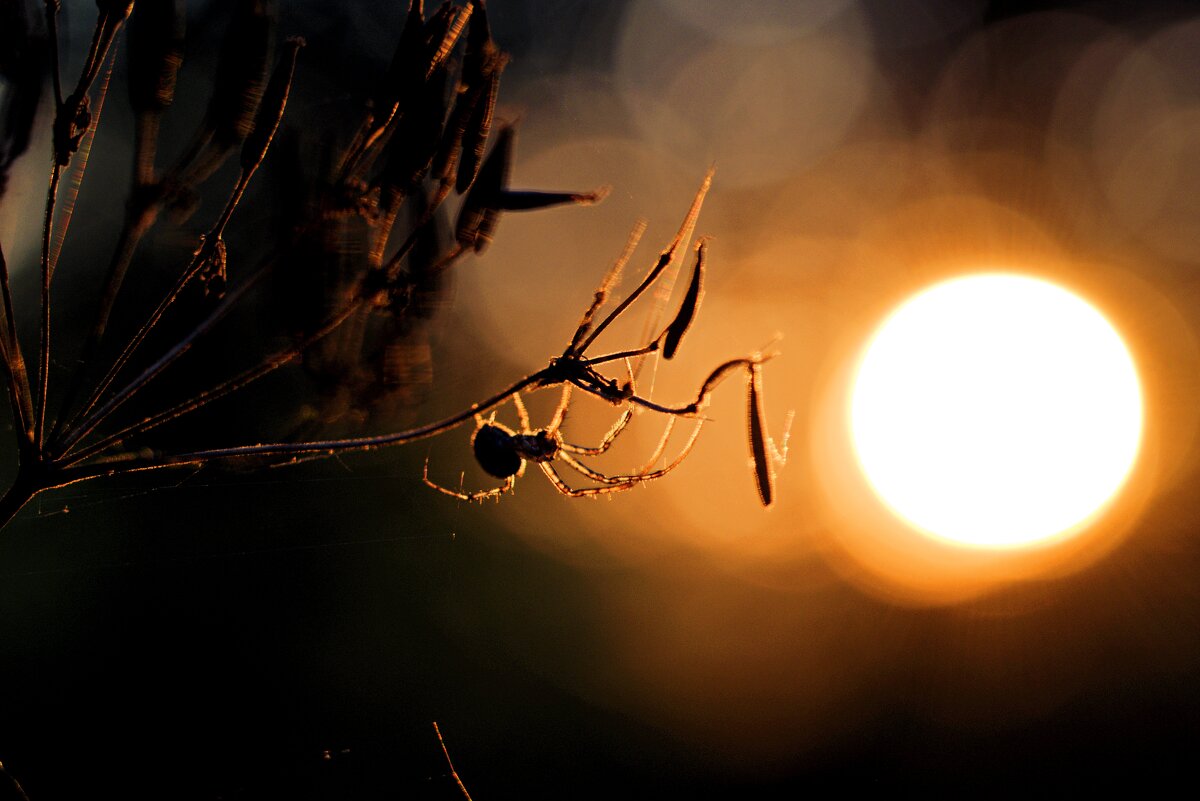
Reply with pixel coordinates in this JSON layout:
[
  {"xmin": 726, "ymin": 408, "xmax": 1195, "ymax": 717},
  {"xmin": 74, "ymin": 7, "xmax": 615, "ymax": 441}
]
[
  {"xmin": 455, "ymin": 66, "xmax": 501, "ymax": 194},
  {"xmin": 747, "ymin": 363, "xmax": 774, "ymax": 507},
  {"xmin": 207, "ymin": 0, "xmax": 276, "ymax": 147},
  {"xmin": 454, "ymin": 123, "xmax": 513, "ymax": 253},
  {"xmin": 240, "ymin": 37, "xmax": 303, "ymax": 174},
  {"xmin": 495, "ymin": 186, "xmax": 609, "ymax": 211},
  {"xmin": 128, "ymin": 0, "xmax": 185, "ymax": 114},
  {"xmin": 372, "ymin": 0, "xmax": 426, "ymax": 127},
  {"xmin": 96, "ymin": 0, "xmax": 135, "ymax": 19},
  {"xmin": 431, "ymin": 1, "xmax": 499, "ymax": 192},
  {"xmin": 454, "ymin": 0, "xmax": 502, "ymax": 193},
  {"xmin": 662, "ymin": 239, "xmax": 706, "ymax": 360},
  {"xmin": 423, "ymin": 1, "xmax": 472, "ymax": 78},
  {"xmin": 378, "ymin": 56, "xmax": 450, "ymax": 197}
]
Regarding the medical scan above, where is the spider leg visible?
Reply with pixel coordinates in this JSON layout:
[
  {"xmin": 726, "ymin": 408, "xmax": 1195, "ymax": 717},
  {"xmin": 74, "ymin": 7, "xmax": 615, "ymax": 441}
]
[
  {"xmin": 554, "ymin": 360, "xmax": 637, "ymax": 457},
  {"xmin": 560, "ymin": 407, "xmax": 632, "ymax": 456},
  {"xmin": 423, "ymin": 457, "xmax": 520, "ymax": 502},
  {"xmin": 556, "ymin": 417, "xmax": 703, "ymax": 486},
  {"xmin": 556, "ymin": 451, "xmax": 627, "ymax": 485},
  {"xmin": 546, "ymin": 384, "xmax": 572, "ymax": 434},
  {"xmin": 635, "ymin": 415, "xmax": 676, "ymax": 472},
  {"xmin": 538, "ymin": 461, "xmax": 640, "ymax": 497},
  {"xmin": 510, "ymin": 391, "xmax": 532, "ymax": 432}
]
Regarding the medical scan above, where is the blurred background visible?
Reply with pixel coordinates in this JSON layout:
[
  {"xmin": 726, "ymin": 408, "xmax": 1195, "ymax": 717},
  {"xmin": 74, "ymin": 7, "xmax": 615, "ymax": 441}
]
[{"xmin": 2, "ymin": 0, "xmax": 1200, "ymax": 797}]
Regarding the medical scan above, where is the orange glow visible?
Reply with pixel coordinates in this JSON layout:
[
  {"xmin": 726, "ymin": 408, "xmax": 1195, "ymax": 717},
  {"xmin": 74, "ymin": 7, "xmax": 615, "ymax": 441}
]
[{"xmin": 850, "ymin": 274, "xmax": 1142, "ymax": 549}]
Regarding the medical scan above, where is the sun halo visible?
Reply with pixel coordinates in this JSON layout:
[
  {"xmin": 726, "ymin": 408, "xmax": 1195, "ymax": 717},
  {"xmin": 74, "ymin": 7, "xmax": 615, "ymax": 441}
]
[{"xmin": 849, "ymin": 273, "xmax": 1143, "ymax": 550}]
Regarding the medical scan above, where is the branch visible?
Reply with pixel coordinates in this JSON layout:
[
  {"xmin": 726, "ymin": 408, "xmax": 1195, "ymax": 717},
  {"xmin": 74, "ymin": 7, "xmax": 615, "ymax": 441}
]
[{"xmin": 433, "ymin": 722, "xmax": 474, "ymax": 801}]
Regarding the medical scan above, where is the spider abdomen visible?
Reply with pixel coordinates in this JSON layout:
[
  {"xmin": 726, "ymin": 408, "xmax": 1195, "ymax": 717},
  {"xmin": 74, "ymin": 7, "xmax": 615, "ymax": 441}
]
[{"xmin": 473, "ymin": 424, "xmax": 523, "ymax": 478}]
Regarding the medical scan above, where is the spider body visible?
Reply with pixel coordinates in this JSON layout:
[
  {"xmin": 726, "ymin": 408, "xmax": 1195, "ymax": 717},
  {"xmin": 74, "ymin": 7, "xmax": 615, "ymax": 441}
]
[
  {"xmin": 472, "ymin": 422, "xmax": 558, "ymax": 478},
  {"xmin": 543, "ymin": 356, "xmax": 633, "ymax": 405},
  {"xmin": 424, "ymin": 388, "xmax": 701, "ymax": 500}
]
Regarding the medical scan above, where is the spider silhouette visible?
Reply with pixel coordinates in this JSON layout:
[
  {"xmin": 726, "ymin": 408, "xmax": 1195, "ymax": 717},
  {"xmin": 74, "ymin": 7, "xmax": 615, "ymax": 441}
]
[
  {"xmin": 420, "ymin": 167, "xmax": 785, "ymax": 501},
  {"xmin": 422, "ymin": 385, "xmax": 702, "ymax": 500}
]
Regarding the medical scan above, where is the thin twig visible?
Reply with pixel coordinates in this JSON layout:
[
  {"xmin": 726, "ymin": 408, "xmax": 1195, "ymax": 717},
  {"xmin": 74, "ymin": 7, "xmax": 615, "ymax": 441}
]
[
  {"xmin": 72, "ymin": 167, "xmax": 254, "ymax": 431},
  {"xmin": 38, "ymin": 51, "xmax": 118, "ymax": 447},
  {"xmin": 432, "ymin": 722, "xmax": 474, "ymax": 801},
  {"xmin": 575, "ymin": 168, "xmax": 712, "ymax": 355},
  {"xmin": 69, "ymin": 38, "xmax": 302, "ymax": 434},
  {"xmin": 56, "ymin": 267, "xmax": 274, "ymax": 457},
  {"xmin": 36, "ymin": 159, "xmax": 62, "ymax": 449},
  {"xmin": 43, "ymin": 0, "xmax": 63, "ymax": 106},
  {"xmin": 48, "ymin": 56, "xmax": 117, "ymax": 273},
  {"xmin": 122, "ymin": 371, "xmax": 546, "ymax": 469},
  {"xmin": 61, "ymin": 294, "xmax": 362, "ymax": 465},
  {"xmin": 0, "ymin": 243, "xmax": 33, "ymax": 444},
  {"xmin": 0, "ymin": 759, "xmax": 30, "ymax": 801},
  {"xmin": 44, "ymin": 199, "xmax": 159, "ymax": 447},
  {"xmin": 570, "ymin": 219, "xmax": 646, "ymax": 352}
]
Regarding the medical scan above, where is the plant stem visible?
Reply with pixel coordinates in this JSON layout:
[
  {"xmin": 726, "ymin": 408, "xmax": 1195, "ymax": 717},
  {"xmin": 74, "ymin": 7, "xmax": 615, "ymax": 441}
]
[
  {"xmin": 37, "ymin": 160, "xmax": 62, "ymax": 449},
  {"xmin": 62, "ymin": 295, "xmax": 362, "ymax": 464},
  {"xmin": 0, "ymin": 468, "xmax": 42, "ymax": 533}
]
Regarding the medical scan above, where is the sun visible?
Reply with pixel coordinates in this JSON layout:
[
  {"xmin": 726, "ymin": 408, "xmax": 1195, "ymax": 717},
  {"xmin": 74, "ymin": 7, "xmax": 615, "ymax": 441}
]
[{"xmin": 850, "ymin": 273, "xmax": 1143, "ymax": 549}]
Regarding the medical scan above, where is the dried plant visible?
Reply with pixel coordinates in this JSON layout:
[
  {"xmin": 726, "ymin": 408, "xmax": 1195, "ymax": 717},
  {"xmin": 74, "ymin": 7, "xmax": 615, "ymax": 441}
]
[{"xmin": 0, "ymin": 0, "xmax": 788, "ymax": 532}]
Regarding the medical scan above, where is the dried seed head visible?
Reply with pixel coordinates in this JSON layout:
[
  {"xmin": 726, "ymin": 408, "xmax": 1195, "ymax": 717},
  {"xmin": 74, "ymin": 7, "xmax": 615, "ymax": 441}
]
[
  {"xmin": 206, "ymin": 0, "xmax": 276, "ymax": 147},
  {"xmin": 240, "ymin": 36, "xmax": 303, "ymax": 174},
  {"xmin": 127, "ymin": 0, "xmax": 185, "ymax": 113},
  {"xmin": 662, "ymin": 239, "xmax": 707, "ymax": 360}
]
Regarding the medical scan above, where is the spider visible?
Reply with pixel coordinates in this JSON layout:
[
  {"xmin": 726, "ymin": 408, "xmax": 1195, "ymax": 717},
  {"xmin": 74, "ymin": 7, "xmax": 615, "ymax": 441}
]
[
  {"xmin": 423, "ymin": 385, "xmax": 702, "ymax": 500},
  {"xmin": 421, "ymin": 167, "xmax": 785, "ymax": 502}
]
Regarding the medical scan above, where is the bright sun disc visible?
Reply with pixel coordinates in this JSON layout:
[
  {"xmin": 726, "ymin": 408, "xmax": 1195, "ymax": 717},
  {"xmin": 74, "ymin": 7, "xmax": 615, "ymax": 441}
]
[{"xmin": 850, "ymin": 274, "xmax": 1143, "ymax": 549}]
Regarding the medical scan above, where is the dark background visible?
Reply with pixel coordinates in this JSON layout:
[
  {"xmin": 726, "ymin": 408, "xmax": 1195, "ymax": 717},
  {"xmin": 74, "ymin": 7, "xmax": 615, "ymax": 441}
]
[{"xmin": 2, "ymin": 1, "xmax": 1200, "ymax": 797}]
